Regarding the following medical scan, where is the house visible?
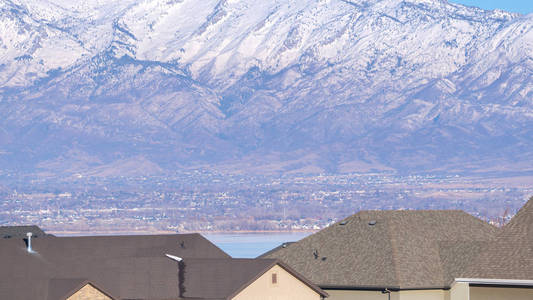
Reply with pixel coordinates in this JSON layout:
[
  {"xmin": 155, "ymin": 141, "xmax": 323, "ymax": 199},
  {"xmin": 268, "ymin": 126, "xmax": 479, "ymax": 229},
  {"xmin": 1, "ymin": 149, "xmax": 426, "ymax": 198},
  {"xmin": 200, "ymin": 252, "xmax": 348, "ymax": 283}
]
[
  {"xmin": 451, "ymin": 197, "xmax": 533, "ymax": 300},
  {"xmin": 0, "ymin": 231, "xmax": 327, "ymax": 300},
  {"xmin": 261, "ymin": 206, "xmax": 532, "ymax": 300},
  {"xmin": 174, "ymin": 258, "xmax": 327, "ymax": 300}
]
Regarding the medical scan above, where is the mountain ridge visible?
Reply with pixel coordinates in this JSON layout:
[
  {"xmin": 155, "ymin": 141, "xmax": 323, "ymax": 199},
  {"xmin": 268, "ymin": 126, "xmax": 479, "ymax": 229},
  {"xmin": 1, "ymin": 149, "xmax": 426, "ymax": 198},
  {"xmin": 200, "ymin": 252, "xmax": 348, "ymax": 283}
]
[{"xmin": 0, "ymin": 0, "xmax": 531, "ymax": 175}]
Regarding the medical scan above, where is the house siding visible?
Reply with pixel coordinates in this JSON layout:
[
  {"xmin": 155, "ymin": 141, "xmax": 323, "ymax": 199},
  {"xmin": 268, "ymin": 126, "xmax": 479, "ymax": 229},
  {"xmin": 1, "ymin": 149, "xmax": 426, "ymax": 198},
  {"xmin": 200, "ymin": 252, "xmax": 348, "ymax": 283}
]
[
  {"xmin": 232, "ymin": 265, "xmax": 321, "ymax": 300},
  {"xmin": 399, "ymin": 289, "xmax": 448, "ymax": 300},
  {"xmin": 449, "ymin": 282, "xmax": 469, "ymax": 300},
  {"xmin": 325, "ymin": 289, "xmax": 447, "ymax": 300},
  {"xmin": 470, "ymin": 286, "xmax": 533, "ymax": 300},
  {"xmin": 66, "ymin": 284, "xmax": 112, "ymax": 300},
  {"xmin": 325, "ymin": 289, "xmax": 400, "ymax": 300}
]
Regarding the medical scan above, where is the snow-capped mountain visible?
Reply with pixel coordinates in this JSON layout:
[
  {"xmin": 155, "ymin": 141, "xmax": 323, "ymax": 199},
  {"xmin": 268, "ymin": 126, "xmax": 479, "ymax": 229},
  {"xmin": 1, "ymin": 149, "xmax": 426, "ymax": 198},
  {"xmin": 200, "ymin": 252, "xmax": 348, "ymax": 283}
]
[{"xmin": 0, "ymin": 0, "xmax": 531, "ymax": 175}]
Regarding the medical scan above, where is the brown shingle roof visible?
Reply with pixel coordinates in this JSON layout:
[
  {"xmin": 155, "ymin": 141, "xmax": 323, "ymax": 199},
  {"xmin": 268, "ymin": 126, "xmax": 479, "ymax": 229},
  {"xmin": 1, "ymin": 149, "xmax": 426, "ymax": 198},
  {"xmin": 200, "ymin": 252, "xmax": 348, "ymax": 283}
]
[
  {"xmin": 263, "ymin": 210, "xmax": 498, "ymax": 289},
  {"xmin": 257, "ymin": 242, "xmax": 295, "ymax": 258},
  {"xmin": 437, "ymin": 240, "xmax": 490, "ymax": 285},
  {"xmin": 462, "ymin": 197, "xmax": 533, "ymax": 280}
]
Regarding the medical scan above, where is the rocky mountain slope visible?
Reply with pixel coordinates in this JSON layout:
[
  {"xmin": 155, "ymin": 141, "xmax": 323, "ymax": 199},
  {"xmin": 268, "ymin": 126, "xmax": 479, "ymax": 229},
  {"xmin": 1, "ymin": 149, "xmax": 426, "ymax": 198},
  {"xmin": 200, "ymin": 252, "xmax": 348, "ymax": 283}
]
[{"xmin": 0, "ymin": 0, "xmax": 531, "ymax": 175}]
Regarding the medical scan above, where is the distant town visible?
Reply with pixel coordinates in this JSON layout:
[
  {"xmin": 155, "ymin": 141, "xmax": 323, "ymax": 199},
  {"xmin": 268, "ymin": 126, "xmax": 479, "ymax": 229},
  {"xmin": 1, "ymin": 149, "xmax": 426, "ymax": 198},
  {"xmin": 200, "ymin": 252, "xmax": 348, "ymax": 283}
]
[{"xmin": 1, "ymin": 170, "xmax": 531, "ymax": 234}]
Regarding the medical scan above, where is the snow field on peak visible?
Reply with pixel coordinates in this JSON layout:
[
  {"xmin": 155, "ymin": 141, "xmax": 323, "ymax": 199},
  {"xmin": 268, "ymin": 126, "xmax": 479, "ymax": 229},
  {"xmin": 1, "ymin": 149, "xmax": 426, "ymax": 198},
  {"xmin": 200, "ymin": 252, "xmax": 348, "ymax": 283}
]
[
  {"xmin": 0, "ymin": 0, "xmax": 532, "ymax": 174},
  {"xmin": 1, "ymin": 0, "xmax": 527, "ymax": 89}
]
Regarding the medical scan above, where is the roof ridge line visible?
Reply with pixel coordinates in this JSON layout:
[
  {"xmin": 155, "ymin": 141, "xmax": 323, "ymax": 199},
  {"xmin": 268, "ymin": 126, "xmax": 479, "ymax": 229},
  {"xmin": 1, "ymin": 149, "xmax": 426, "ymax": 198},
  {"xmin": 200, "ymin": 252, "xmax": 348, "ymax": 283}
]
[
  {"xmin": 503, "ymin": 197, "xmax": 533, "ymax": 230},
  {"xmin": 224, "ymin": 259, "xmax": 279, "ymax": 299},
  {"xmin": 386, "ymin": 219, "xmax": 402, "ymax": 288}
]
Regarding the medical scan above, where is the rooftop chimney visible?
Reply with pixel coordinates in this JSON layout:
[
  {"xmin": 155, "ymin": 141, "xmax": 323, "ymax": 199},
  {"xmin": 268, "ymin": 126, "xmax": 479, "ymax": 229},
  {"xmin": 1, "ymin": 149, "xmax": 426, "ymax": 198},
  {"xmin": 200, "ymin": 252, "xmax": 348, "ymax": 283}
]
[{"xmin": 26, "ymin": 232, "xmax": 33, "ymax": 253}]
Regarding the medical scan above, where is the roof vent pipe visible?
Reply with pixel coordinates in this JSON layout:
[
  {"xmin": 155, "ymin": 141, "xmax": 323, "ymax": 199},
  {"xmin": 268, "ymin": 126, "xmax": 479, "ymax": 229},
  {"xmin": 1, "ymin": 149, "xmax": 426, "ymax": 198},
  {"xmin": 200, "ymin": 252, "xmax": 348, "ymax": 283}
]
[
  {"xmin": 26, "ymin": 232, "xmax": 33, "ymax": 253},
  {"xmin": 166, "ymin": 254, "xmax": 183, "ymax": 262}
]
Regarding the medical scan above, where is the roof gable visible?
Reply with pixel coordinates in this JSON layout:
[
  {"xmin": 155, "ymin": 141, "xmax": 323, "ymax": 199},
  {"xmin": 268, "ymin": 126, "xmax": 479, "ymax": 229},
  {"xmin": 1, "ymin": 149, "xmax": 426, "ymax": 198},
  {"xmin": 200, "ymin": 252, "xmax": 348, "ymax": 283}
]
[
  {"xmin": 48, "ymin": 279, "xmax": 115, "ymax": 300},
  {"xmin": 177, "ymin": 258, "xmax": 327, "ymax": 299},
  {"xmin": 178, "ymin": 258, "xmax": 277, "ymax": 299}
]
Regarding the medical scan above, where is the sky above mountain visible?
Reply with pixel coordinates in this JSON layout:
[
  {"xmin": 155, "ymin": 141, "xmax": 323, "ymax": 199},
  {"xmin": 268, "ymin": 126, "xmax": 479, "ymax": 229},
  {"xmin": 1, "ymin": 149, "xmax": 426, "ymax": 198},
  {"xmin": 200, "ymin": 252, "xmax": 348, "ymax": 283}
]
[{"xmin": 451, "ymin": 0, "xmax": 533, "ymax": 14}]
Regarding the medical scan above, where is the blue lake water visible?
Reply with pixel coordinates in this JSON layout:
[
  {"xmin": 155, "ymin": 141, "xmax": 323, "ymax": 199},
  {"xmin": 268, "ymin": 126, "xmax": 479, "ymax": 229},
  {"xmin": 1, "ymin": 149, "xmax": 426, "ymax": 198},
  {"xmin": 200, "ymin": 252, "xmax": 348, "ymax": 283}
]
[{"xmin": 203, "ymin": 232, "xmax": 312, "ymax": 258}]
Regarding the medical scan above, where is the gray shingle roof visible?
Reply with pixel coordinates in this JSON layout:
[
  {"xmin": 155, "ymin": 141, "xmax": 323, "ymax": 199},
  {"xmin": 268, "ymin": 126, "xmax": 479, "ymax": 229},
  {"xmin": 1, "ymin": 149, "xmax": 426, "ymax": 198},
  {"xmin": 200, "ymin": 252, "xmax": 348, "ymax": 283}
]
[
  {"xmin": 46, "ymin": 278, "xmax": 87, "ymax": 300},
  {"xmin": 263, "ymin": 210, "xmax": 498, "ymax": 289},
  {"xmin": 18, "ymin": 233, "xmax": 231, "ymax": 259},
  {"xmin": 178, "ymin": 258, "xmax": 327, "ymax": 299},
  {"xmin": 0, "ymin": 233, "xmax": 326, "ymax": 300},
  {"xmin": 0, "ymin": 225, "xmax": 48, "ymax": 239},
  {"xmin": 0, "ymin": 233, "xmax": 228, "ymax": 299},
  {"xmin": 461, "ymin": 197, "xmax": 533, "ymax": 280},
  {"xmin": 180, "ymin": 258, "xmax": 276, "ymax": 299}
]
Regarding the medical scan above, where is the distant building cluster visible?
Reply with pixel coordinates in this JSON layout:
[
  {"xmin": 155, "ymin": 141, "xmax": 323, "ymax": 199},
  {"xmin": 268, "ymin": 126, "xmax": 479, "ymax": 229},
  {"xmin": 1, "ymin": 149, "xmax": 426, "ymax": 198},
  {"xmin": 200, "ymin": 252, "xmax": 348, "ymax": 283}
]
[{"xmin": 0, "ymin": 172, "xmax": 530, "ymax": 234}]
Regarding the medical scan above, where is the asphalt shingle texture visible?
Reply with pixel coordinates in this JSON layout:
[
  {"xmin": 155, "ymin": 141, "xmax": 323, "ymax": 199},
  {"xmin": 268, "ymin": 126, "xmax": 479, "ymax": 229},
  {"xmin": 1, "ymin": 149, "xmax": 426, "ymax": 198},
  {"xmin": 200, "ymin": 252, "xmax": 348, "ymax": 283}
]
[
  {"xmin": 0, "ymin": 233, "xmax": 229, "ymax": 299},
  {"xmin": 462, "ymin": 198, "xmax": 533, "ymax": 280},
  {"xmin": 263, "ymin": 210, "xmax": 498, "ymax": 289},
  {"xmin": 0, "ymin": 225, "xmax": 47, "ymax": 238},
  {"xmin": 0, "ymin": 231, "xmax": 326, "ymax": 300},
  {"xmin": 179, "ymin": 258, "xmax": 277, "ymax": 299}
]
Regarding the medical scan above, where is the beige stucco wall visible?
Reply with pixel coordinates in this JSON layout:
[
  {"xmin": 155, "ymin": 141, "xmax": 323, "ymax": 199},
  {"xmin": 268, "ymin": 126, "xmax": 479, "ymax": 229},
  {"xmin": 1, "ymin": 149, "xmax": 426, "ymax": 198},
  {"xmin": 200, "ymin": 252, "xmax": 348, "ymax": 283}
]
[
  {"xmin": 325, "ymin": 289, "xmax": 447, "ymax": 300},
  {"xmin": 399, "ymin": 289, "xmax": 448, "ymax": 300},
  {"xmin": 470, "ymin": 286, "xmax": 533, "ymax": 300},
  {"xmin": 67, "ymin": 284, "xmax": 112, "ymax": 300},
  {"xmin": 232, "ymin": 264, "xmax": 322, "ymax": 300},
  {"xmin": 325, "ymin": 289, "xmax": 399, "ymax": 300},
  {"xmin": 448, "ymin": 282, "xmax": 469, "ymax": 300}
]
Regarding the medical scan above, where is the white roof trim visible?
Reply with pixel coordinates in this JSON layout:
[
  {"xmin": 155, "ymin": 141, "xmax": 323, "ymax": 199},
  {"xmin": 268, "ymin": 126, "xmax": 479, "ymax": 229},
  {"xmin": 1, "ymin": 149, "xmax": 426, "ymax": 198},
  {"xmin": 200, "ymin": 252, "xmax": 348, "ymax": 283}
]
[
  {"xmin": 455, "ymin": 278, "xmax": 533, "ymax": 286},
  {"xmin": 165, "ymin": 253, "xmax": 183, "ymax": 262}
]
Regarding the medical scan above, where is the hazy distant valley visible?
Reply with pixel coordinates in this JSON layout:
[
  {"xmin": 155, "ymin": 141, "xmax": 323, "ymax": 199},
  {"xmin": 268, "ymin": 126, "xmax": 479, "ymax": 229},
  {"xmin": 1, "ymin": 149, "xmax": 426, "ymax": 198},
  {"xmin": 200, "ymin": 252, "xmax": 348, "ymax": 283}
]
[{"xmin": 1, "ymin": 171, "xmax": 532, "ymax": 233}]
